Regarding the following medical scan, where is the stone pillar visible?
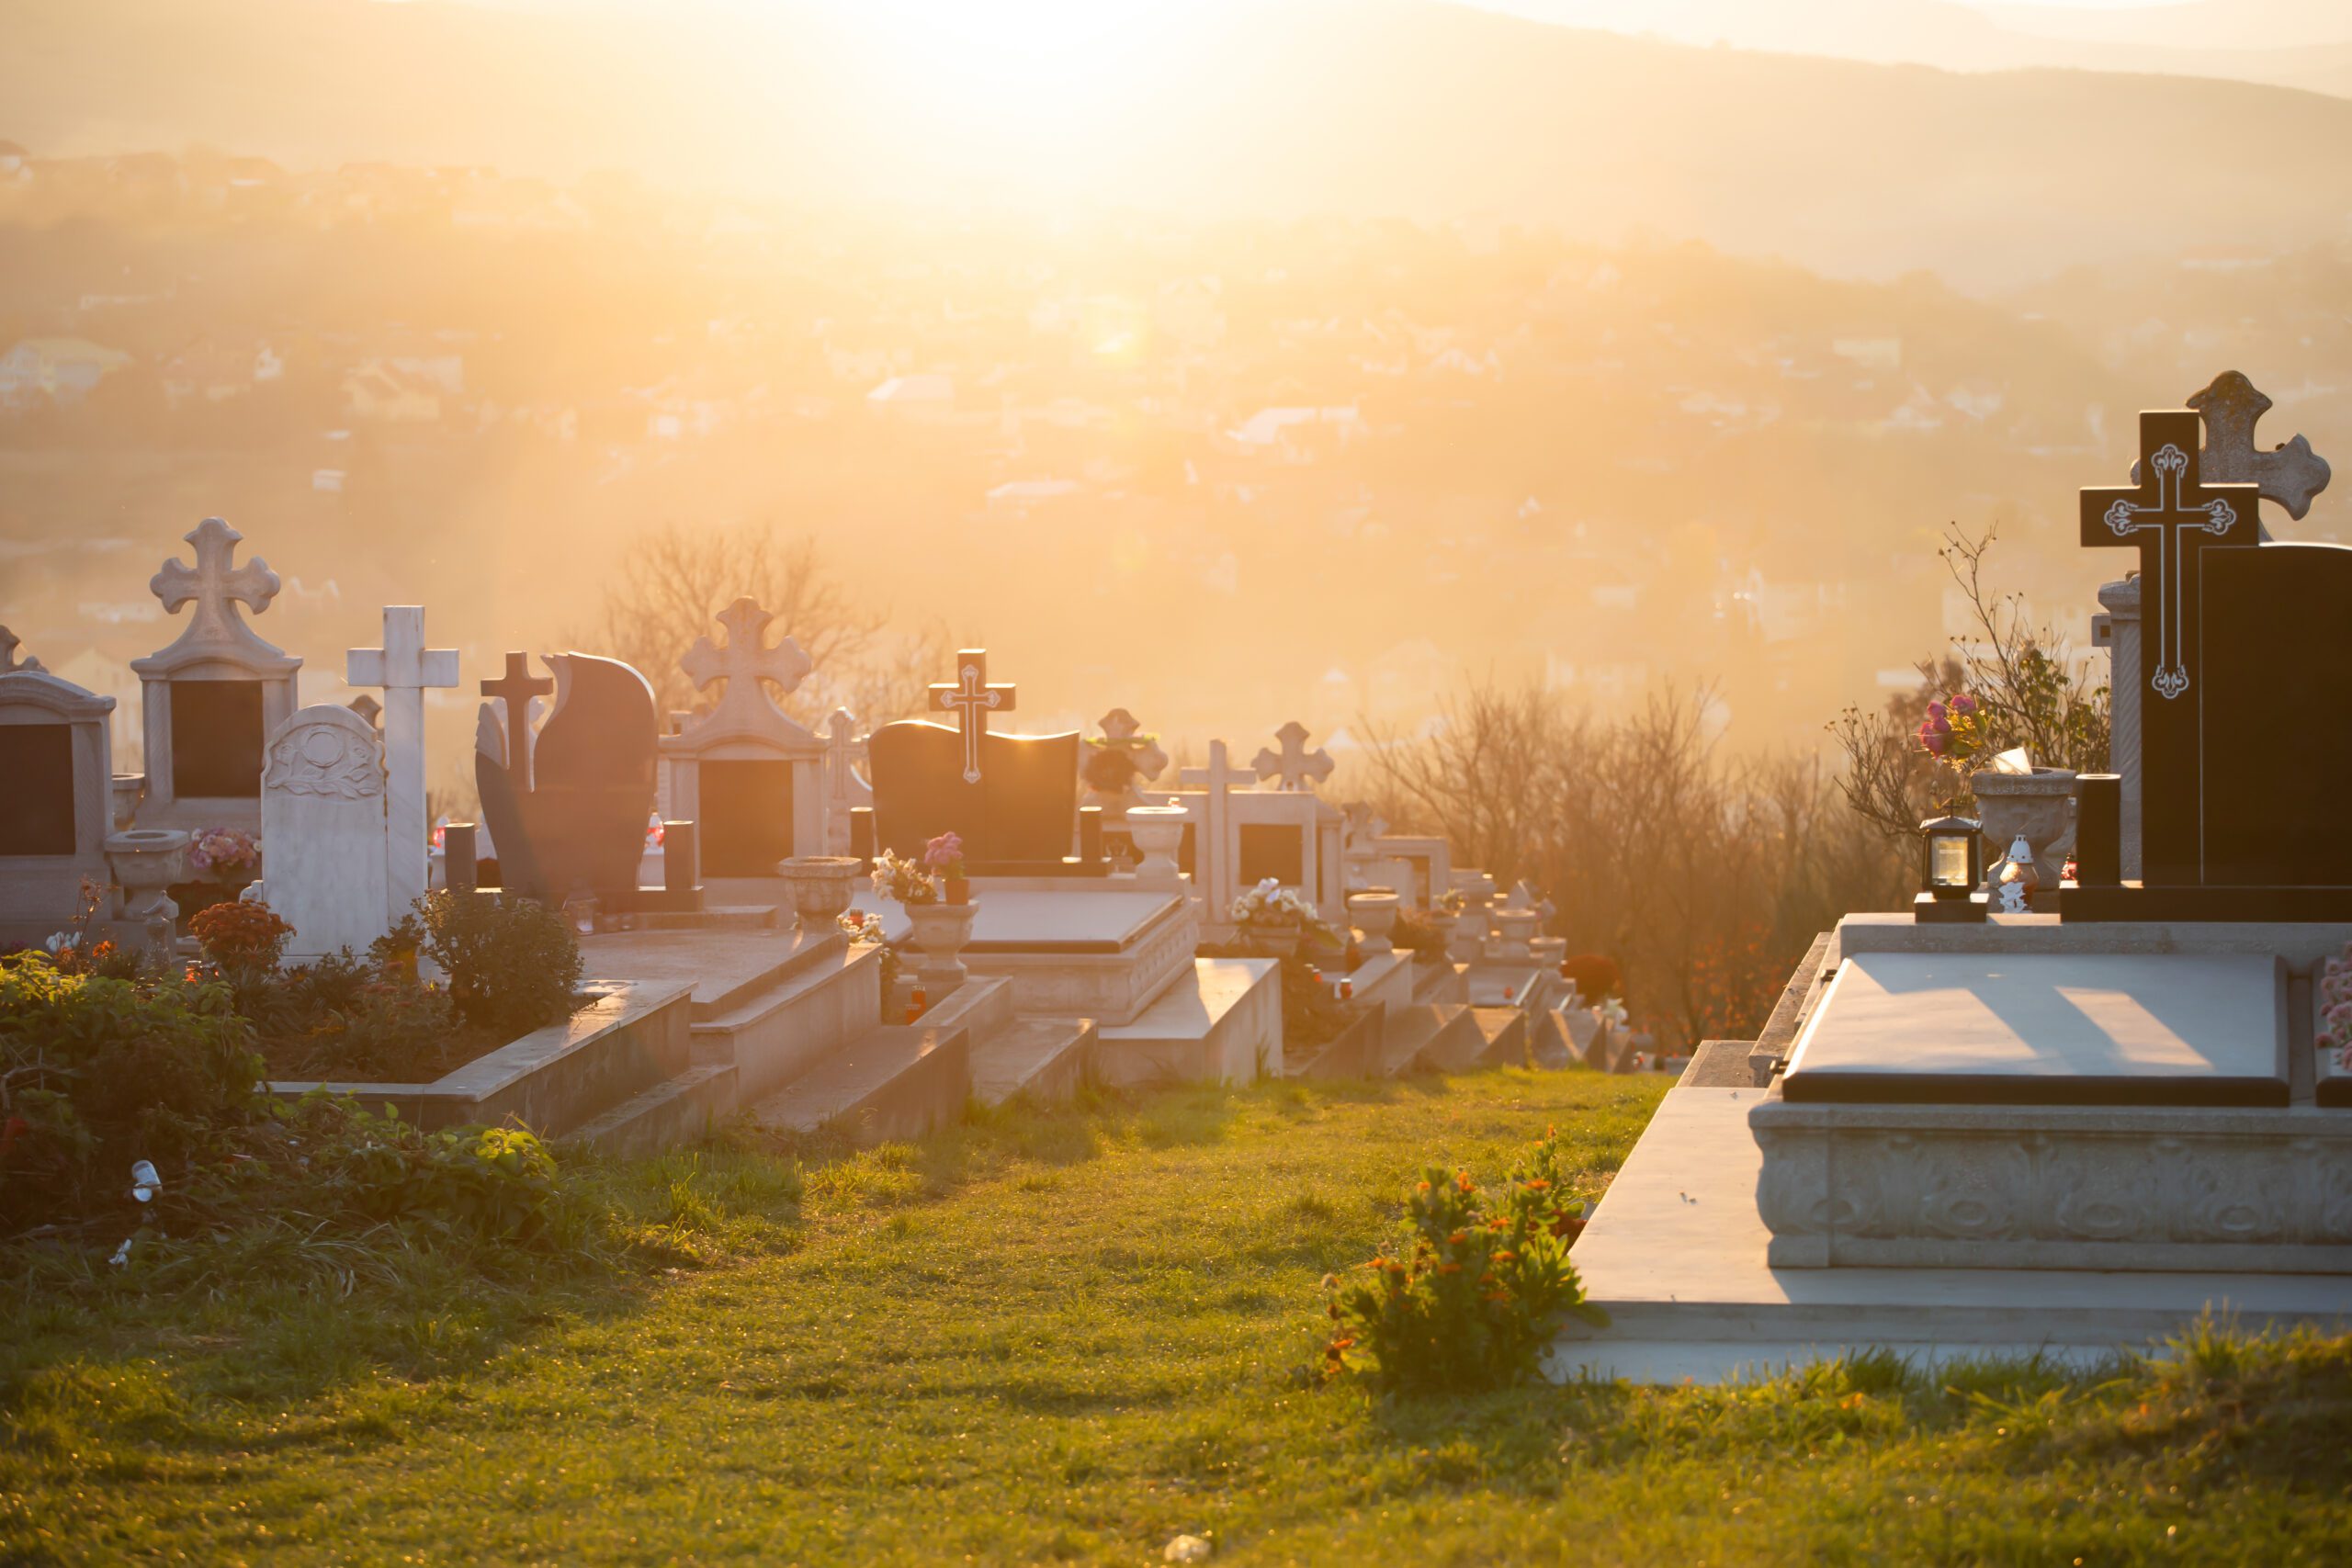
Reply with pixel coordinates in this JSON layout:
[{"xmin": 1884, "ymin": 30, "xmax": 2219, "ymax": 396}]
[{"xmin": 2095, "ymin": 578, "xmax": 2142, "ymax": 880}]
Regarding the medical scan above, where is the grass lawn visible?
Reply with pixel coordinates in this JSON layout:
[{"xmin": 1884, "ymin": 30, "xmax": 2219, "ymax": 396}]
[{"xmin": 6, "ymin": 1067, "xmax": 2351, "ymax": 1564}]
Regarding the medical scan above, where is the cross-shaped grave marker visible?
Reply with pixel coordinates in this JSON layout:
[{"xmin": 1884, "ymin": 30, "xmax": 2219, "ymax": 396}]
[
  {"xmin": 2188, "ymin": 370, "xmax": 2331, "ymax": 525},
  {"xmin": 1096, "ymin": 707, "xmax": 1170, "ymax": 782},
  {"xmin": 1179, "ymin": 739, "xmax": 1260, "ymax": 917},
  {"xmin": 481, "ymin": 652, "xmax": 555, "ymax": 792},
  {"xmin": 349, "ymin": 607, "xmax": 460, "ymax": 921},
  {"xmin": 681, "ymin": 596, "xmax": 814, "ymax": 734},
  {"xmin": 929, "ymin": 649, "xmax": 1016, "ymax": 785},
  {"xmin": 1253, "ymin": 720, "xmax": 1335, "ymax": 791},
  {"xmin": 149, "ymin": 517, "xmax": 280, "ymax": 653},
  {"xmin": 0, "ymin": 626, "xmax": 42, "ymax": 675},
  {"xmin": 2084, "ymin": 409, "xmax": 2260, "ymax": 886}
]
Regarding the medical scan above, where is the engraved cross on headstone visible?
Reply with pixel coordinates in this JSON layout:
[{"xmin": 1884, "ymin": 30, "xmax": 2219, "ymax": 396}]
[
  {"xmin": 0, "ymin": 626, "xmax": 42, "ymax": 675},
  {"xmin": 150, "ymin": 517, "xmax": 280, "ymax": 650},
  {"xmin": 929, "ymin": 649, "xmax": 1016, "ymax": 785},
  {"xmin": 482, "ymin": 652, "xmax": 555, "ymax": 793},
  {"xmin": 1252, "ymin": 720, "xmax": 1335, "ymax": 791},
  {"xmin": 681, "ymin": 597, "xmax": 814, "ymax": 732},
  {"xmin": 2085, "ymin": 411, "xmax": 2258, "ymax": 704}
]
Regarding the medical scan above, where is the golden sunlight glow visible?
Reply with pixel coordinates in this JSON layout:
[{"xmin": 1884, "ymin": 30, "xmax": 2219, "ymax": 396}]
[{"xmin": 851, "ymin": 0, "xmax": 1166, "ymax": 134}]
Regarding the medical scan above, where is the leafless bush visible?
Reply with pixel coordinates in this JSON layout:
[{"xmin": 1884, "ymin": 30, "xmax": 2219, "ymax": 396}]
[
  {"xmin": 572, "ymin": 521, "xmax": 952, "ymax": 727},
  {"xmin": 1358, "ymin": 682, "xmax": 1909, "ymax": 1049}
]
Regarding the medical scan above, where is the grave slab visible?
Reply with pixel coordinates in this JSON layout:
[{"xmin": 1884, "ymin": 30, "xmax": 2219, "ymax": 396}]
[
  {"xmin": 1780, "ymin": 951, "xmax": 2290, "ymax": 1107},
  {"xmin": 1095, "ymin": 956, "xmax": 1281, "ymax": 1084}
]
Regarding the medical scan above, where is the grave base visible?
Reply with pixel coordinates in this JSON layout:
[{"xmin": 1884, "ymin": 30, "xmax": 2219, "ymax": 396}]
[
  {"xmin": 1553, "ymin": 1087, "xmax": 2352, "ymax": 1384},
  {"xmin": 2064, "ymin": 882, "xmax": 2352, "ymax": 921},
  {"xmin": 1095, "ymin": 957, "xmax": 1282, "ymax": 1085}
]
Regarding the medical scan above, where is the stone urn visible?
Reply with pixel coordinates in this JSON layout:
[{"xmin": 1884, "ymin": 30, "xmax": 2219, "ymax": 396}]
[
  {"xmin": 905, "ymin": 899, "xmax": 978, "ymax": 997},
  {"xmin": 1968, "ymin": 768, "xmax": 2076, "ymax": 889},
  {"xmin": 1347, "ymin": 889, "xmax": 1401, "ymax": 955},
  {"xmin": 1240, "ymin": 917, "xmax": 1303, "ymax": 959},
  {"xmin": 1124, "ymin": 805, "xmax": 1188, "ymax": 886},
  {"xmin": 109, "ymin": 773, "xmax": 146, "ymax": 832},
  {"xmin": 104, "ymin": 829, "xmax": 190, "ymax": 954},
  {"xmin": 1530, "ymin": 935, "xmax": 1566, "ymax": 972},
  {"xmin": 1491, "ymin": 908, "xmax": 1540, "ymax": 963},
  {"xmin": 1449, "ymin": 878, "xmax": 1495, "ymax": 964},
  {"xmin": 778, "ymin": 855, "xmax": 862, "ymax": 934}
]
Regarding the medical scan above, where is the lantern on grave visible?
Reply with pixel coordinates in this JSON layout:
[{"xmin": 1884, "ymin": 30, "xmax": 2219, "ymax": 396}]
[{"xmin": 1914, "ymin": 814, "xmax": 1985, "ymax": 923}]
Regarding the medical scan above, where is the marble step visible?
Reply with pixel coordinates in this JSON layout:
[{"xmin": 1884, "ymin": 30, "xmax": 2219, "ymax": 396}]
[
  {"xmin": 1292, "ymin": 1007, "xmax": 1385, "ymax": 1079},
  {"xmin": 969, "ymin": 1018, "xmax": 1097, "ymax": 1106},
  {"xmin": 1378, "ymin": 1003, "xmax": 1479, "ymax": 1076},
  {"xmin": 565, "ymin": 1063, "xmax": 738, "ymax": 1160},
  {"xmin": 1467, "ymin": 1006, "xmax": 1530, "ymax": 1068},
  {"xmin": 747, "ymin": 1023, "xmax": 971, "ymax": 1145}
]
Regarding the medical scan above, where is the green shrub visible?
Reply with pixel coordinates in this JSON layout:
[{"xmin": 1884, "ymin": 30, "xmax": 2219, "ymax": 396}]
[
  {"xmin": 413, "ymin": 891, "xmax": 582, "ymax": 1035},
  {"xmin": 288, "ymin": 1096, "xmax": 573, "ymax": 1247},
  {"xmin": 0, "ymin": 955, "xmax": 264, "ymax": 1232},
  {"xmin": 1390, "ymin": 909, "xmax": 1451, "ymax": 962},
  {"xmin": 1324, "ymin": 1128, "xmax": 1604, "ymax": 1393}
]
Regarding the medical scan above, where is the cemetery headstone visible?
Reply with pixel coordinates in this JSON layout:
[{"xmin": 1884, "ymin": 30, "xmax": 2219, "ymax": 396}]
[
  {"xmin": 0, "ymin": 655, "xmax": 118, "ymax": 945},
  {"xmin": 254, "ymin": 705, "xmax": 390, "ymax": 962},
  {"xmin": 475, "ymin": 652, "xmax": 662, "ymax": 907},
  {"xmin": 129, "ymin": 518, "xmax": 301, "ymax": 831},
  {"xmin": 868, "ymin": 649, "xmax": 1089, "ymax": 869},
  {"xmin": 346, "ymin": 607, "xmax": 458, "ymax": 925},
  {"xmin": 1253, "ymin": 720, "xmax": 1334, "ymax": 791},
  {"xmin": 2071, "ymin": 406, "xmax": 2352, "ymax": 917},
  {"xmin": 659, "ymin": 597, "xmax": 822, "ymax": 879}
]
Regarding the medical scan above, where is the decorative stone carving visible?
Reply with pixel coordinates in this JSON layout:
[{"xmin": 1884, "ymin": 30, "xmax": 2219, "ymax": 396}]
[
  {"xmin": 1252, "ymin": 720, "xmax": 1334, "ymax": 792},
  {"xmin": 0, "ymin": 626, "xmax": 42, "ymax": 674},
  {"xmin": 1081, "ymin": 707, "xmax": 1170, "ymax": 818},
  {"xmin": 255, "ymin": 705, "xmax": 390, "ymax": 963},
  {"xmin": 130, "ymin": 518, "xmax": 301, "ymax": 832},
  {"xmin": 2131, "ymin": 370, "xmax": 2331, "ymax": 529}
]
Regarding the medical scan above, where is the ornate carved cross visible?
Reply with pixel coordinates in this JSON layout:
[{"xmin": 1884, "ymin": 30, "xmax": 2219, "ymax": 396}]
[
  {"xmin": 150, "ymin": 517, "xmax": 280, "ymax": 649},
  {"xmin": 929, "ymin": 649, "xmax": 1016, "ymax": 785},
  {"xmin": 680, "ymin": 597, "xmax": 814, "ymax": 733},
  {"xmin": 1095, "ymin": 707, "xmax": 1170, "ymax": 782},
  {"xmin": 0, "ymin": 626, "xmax": 41, "ymax": 674},
  {"xmin": 2131, "ymin": 372, "xmax": 2333, "ymax": 536},
  {"xmin": 481, "ymin": 652, "xmax": 555, "ymax": 792},
  {"xmin": 2083, "ymin": 411, "xmax": 2258, "ymax": 703},
  {"xmin": 1252, "ymin": 720, "xmax": 1335, "ymax": 791}
]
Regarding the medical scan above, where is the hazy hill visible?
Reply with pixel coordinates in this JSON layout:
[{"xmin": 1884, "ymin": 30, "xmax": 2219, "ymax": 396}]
[{"xmin": 7, "ymin": 0, "xmax": 2352, "ymax": 288}]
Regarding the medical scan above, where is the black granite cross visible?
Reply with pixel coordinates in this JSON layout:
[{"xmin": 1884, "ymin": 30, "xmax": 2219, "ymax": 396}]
[
  {"xmin": 482, "ymin": 652, "xmax": 555, "ymax": 792},
  {"xmin": 928, "ymin": 649, "xmax": 1015, "ymax": 785},
  {"xmin": 2082, "ymin": 410, "xmax": 2260, "ymax": 886}
]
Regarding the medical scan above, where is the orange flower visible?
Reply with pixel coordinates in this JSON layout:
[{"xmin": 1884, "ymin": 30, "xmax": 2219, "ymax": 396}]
[
  {"xmin": 1493, "ymin": 1250, "xmax": 1517, "ymax": 1264},
  {"xmin": 1455, "ymin": 1171, "xmax": 1474, "ymax": 1192},
  {"xmin": 1447, "ymin": 1231, "xmax": 1467, "ymax": 1246},
  {"xmin": 1437, "ymin": 1262, "xmax": 1462, "ymax": 1274},
  {"xmin": 1522, "ymin": 1178, "xmax": 1550, "ymax": 1191},
  {"xmin": 1416, "ymin": 1179, "xmax": 1431, "ymax": 1192}
]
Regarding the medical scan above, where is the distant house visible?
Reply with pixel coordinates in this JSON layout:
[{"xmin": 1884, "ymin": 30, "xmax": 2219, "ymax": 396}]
[
  {"xmin": 1225, "ymin": 405, "xmax": 1365, "ymax": 462},
  {"xmin": 866, "ymin": 374, "xmax": 956, "ymax": 410},
  {"xmin": 0, "ymin": 337, "xmax": 132, "ymax": 405},
  {"xmin": 0, "ymin": 141, "xmax": 26, "ymax": 178},
  {"xmin": 984, "ymin": 478, "xmax": 1080, "ymax": 517},
  {"xmin": 343, "ymin": 361, "xmax": 442, "ymax": 422},
  {"xmin": 161, "ymin": 338, "xmax": 280, "ymax": 405}
]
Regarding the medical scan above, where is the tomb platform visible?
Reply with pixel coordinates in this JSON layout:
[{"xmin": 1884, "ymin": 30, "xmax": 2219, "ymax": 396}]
[
  {"xmin": 1555, "ymin": 1084, "xmax": 2352, "ymax": 1384},
  {"xmin": 852, "ymin": 880, "xmax": 1198, "ymax": 1028}
]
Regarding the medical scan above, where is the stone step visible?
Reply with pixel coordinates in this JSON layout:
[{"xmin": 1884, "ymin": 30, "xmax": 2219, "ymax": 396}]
[
  {"xmin": 690, "ymin": 942, "xmax": 884, "ymax": 1104},
  {"xmin": 1410, "ymin": 961, "xmax": 1468, "ymax": 1006},
  {"xmin": 1468, "ymin": 1006, "xmax": 1530, "ymax": 1068},
  {"xmin": 626, "ymin": 904, "xmax": 783, "ymax": 932},
  {"xmin": 1291, "ymin": 1007, "xmax": 1385, "ymax": 1079},
  {"xmin": 1527, "ymin": 1009, "xmax": 1576, "ymax": 1069},
  {"xmin": 565, "ymin": 1063, "xmax": 738, "ymax": 1160},
  {"xmin": 1095, "ymin": 957, "xmax": 1282, "ymax": 1085},
  {"xmin": 969, "ymin": 1017, "xmax": 1097, "ymax": 1106},
  {"xmin": 747, "ymin": 1023, "xmax": 971, "ymax": 1145},
  {"xmin": 1375, "ymin": 1003, "xmax": 1478, "ymax": 1076}
]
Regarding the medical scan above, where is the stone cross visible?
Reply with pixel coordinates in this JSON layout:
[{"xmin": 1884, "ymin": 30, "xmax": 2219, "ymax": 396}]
[
  {"xmin": 2084, "ymin": 411, "xmax": 2257, "ymax": 703},
  {"xmin": 1184, "ymin": 739, "xmax": 1259, "ymax": 918},
  {"xmin": 929, "ymin": 649, "xmax": 1016, "ymax": 785},
  {"xmin": 481, "ymin": 652, "xmax": 554, "ymax": 792},
  {"xmin": 1252, "ymin": 720, "xmax": 1335, "ymax": 791},
  {"xmin": 0, "ymin": 626, "xmax": 41, "ymax": 674},
  {"xmin": 349, "ymin": 607, "xmax": 460, "ymax": 923},
  {"xmin": 150, "ymin": 517, "xmax": 279, "ymax": 650},
  {"xmin": 680, "ymin": 596, "xmax": 814, "ymax": 732},
  {"xmin": 2134, "ymin": 372, "xmax": 2331, "ymax": 535},
  {"xmin": 1096, "ymin": 707, "xmax": 1170, "ymax": 782}
]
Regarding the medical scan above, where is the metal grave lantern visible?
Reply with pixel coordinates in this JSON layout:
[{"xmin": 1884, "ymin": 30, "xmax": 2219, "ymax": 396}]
[{"xmin": 1915, "ymin": 813, "xmax": 1986, "ymax": 922}]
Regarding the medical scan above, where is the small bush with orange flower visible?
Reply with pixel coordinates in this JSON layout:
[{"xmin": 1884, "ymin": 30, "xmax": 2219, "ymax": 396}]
[{"xmin": 1323, "ymin": 1128, "xmax": 1604, "ymax": 1393}]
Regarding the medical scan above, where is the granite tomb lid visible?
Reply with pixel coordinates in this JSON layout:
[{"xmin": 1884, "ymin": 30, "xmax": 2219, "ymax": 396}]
[{"xmin": 1781, "ymin": 952, "xmax": 2288, "ymax": 1107}]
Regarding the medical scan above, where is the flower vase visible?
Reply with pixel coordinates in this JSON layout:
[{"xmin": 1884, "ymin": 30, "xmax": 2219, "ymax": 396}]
[
  {"xmin": 1122, "ymin": 805, "xmax": 1188, "ymax": 886},
  {"xmin": 105, "ymin": 829, "xmax": 190, "ymax": 956},
  {"xmin": 779, "ymin": 855, "xmax": 863, "ymax": 934},
  {"xmin": 1969, "ymin": 768, "xmax": 2076, "ymax": 891},
  {"xmin": 1246, "ymin": 917, "xmax": 1303, "ymax": 959},
  {"xmin": 944, "ymin": 874, "xmax": 970, "ymax": 906},
  {"xmin": 906, "ymin": 899, "xmax": 978, "ymax": 997},
  {"xmin": 1346, "ymin": 890, "xmax": 1400, "ymax": 955}
]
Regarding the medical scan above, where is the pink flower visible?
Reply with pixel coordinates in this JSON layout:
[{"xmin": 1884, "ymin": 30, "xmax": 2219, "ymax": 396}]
[
  {"xmin": 1919, "ymin": 728, "xmax": 1947, "ymax": 758},
  {"xmin": 1929, "ymin": 715, "xmax": 1951, "ymax": 736},
  {"xmin": 1951, "ymin": 693, "xmax": 1979, "ymax": 715},
  {"xmin": 1927, "ymin": 701, "xmax": 1947, "ymax": 721}
]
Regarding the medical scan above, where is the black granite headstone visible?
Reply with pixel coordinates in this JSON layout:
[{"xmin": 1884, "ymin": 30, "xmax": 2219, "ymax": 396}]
[
  {"xmin": 1238, "ymin": 822, "xmax": 1306, "ymax": 888},
  {"xmin": 169, "ymin": 679, "xmax": 265, "ymax": 798},
  {"xmin": 867, "ymin": 721, "xmax": 1084, "ymax": 868},
  {"xmin": 0, "ymin": 723, "xmax": 75, "ymax": 856},
  {"xmin": 698, "ymin": 760, "xmax": 794, "ymax": 877},
  {"xmin": 526, "ymin": 654, "xmax": 660, "ymax": 903}
]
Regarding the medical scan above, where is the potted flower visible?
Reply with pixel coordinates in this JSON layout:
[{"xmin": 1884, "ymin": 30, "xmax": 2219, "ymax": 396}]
[
  {"xmin": 1229, "ymin": 877, "xmax": 1317, "ymax": 958},
  {"xmin": 171, "ymin": 825, "xmax": 260, "ymax": 931},
  {"xmin": 876, "ymin": 848, "xmax": 978, "ymax": 998},
  {"xmin": 924, "ymin": 831, "xmax": 970, "ymax": 905}
]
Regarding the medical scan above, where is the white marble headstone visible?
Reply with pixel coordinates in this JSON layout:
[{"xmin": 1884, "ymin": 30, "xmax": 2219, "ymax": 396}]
[{"xmin": 257, "ymin": 705, "xmax": 390, "ymax": 962}]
